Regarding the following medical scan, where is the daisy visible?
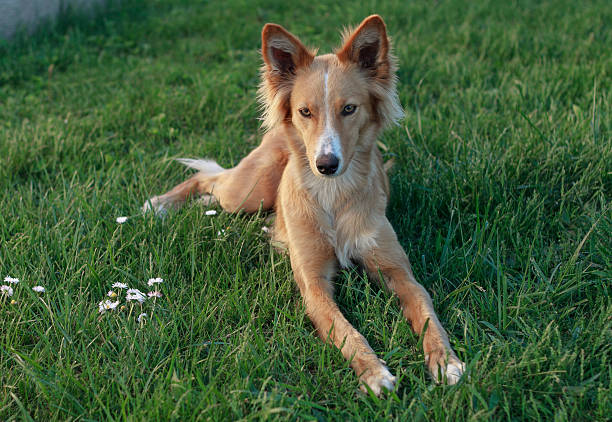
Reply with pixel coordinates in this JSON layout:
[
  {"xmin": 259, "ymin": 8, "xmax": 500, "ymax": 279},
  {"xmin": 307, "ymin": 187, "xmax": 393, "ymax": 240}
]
[
  {"xmin": 112, "ymin": 282, "xmax": 128, "ymax": 289},
  {"xmin": 127, "ymin": 288, "xmax": 144, "ymax": 295},
  {"xmin": 32, "ymin": 286, "xmax": 45, "ymax": 293},
  {"xmin": 147, "ymin": 277, "xmax": 163, "ymax": 287},
  {"xmin": 1, "ymin": 285, "xmax": 14, "ymax": 297},
  {"xmin": 116, "ymin": 216, "xmax": 128, "ymax": 224},
  {"xmin": 127, "ymin": 293, "xmax": 146, "ymax": 303},
  {"xmin": 137, "ymin": 313, "xmax": 147, "ymax": 323},
  {"xmin": 261, "ymin": 226, "xmax": 271, "ymax": 233},
  {"xmin": 98, "ymin": 300, "xmax": 119, "ymax": 313},
  {"xmin": 4, "ymin": 276, "xmax": 19, "ymax": 284},
  {"xmin": 147, "ymin": 291, "xmax": 162, "ymax": 298},
  {"xmin": 126, "ymin": 289, "xmax": 146, "ymax": 303},
  {"xmin": 107, "ymin": 290, "xmax": 117, "ymax": 298},
  {"xmin": 205, "ymin": 210, "xmax": 217, "ymax": 216}
]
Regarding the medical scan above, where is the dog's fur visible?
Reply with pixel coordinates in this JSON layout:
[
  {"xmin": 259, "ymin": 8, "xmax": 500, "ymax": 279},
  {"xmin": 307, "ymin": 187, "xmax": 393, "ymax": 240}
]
[{"xmin": 144, "ymin": 15, "xmax": 465, "ymax": 395}]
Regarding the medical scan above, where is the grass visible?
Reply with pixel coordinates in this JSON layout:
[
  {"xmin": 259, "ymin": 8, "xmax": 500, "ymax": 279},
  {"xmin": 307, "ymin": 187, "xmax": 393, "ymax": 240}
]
[{"xmin": 0, "ymin": 0, "xmax": 610, "ymax": 420}]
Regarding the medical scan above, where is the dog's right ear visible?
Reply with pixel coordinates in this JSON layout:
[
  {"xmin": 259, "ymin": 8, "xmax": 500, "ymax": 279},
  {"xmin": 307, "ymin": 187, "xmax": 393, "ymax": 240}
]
[
  {"xmin": 259, "ymin": 24, "xmax": 314, "ymax": 131},
  {"xmin": 262, "ymin": 24, "xmax": 313, "ymax": 77}
]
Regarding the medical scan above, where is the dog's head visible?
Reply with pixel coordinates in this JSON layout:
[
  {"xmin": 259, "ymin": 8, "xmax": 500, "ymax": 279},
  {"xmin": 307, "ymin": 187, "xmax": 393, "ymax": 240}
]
[{"xmin": 259, "ymin": 15, "xmax": 403, "ymax": 177}]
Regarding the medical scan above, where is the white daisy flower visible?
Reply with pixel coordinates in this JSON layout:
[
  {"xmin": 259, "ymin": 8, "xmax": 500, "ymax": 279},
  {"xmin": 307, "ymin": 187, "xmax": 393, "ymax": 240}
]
[
  {"xmin": 147, "ymin": 290, "xmax": 162, "ymax": 298},
  {"xmin": 116, "ymin": 216, "xmax": 128, "ymax": 224},
  {"xmin": 137, "ymin": 313, "xmax": 147, "ymax": 323},
  {"xmin": 262, "ymin": 226, "xmax": 271, "ymax": 233},
  {"xmin": 98, "ymin": 300, "xmax": 119, "ymax": 313},
  {"xmin": 127, "ymin": 294, "xmax": 145, "ymax": 303},
  {"xmin": 126, "ymin": 288, "xmax": 144, "ymax": 295},
  {"xmin": 1, "ymin": 285, "xmax": 14, "ymax": 297},
  {"xmin": 217, "ymin": 229, "xmax": 225, "ymax": 236},
  {"xmin": 147, "ymin": 277, "xmax": 163, "ymax": 286},
  {"xmin": 112, "ymin": 282, "xmax": 128, "ymax": 289},
  {"xmin": 4, "ymin": 276, "xmax": 19, "ymax": 284},
  {"xmin": 107, "ymin": 290, "xmax": 117, "ymax": 298},
  {"xmin": 126, "ymin": 289, "xmax": 146, "ymax": 303},
  {"xmin": 32, "ymin": 286, "xmax": 45, "ymax": 293},
  {"xmin": 205, "ymin": 210, "xmax": 217, "ymax": 216}
]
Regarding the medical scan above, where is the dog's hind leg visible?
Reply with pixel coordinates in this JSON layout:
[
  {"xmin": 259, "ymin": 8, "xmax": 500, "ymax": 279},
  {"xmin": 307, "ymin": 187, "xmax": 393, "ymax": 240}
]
[
  {"xmin": 142, "ymin": 160, "xmax": 223, "ymax": 215},
  {"xmin": 143, "ymin": 129, "xmax": 289, "ymax": 215}
]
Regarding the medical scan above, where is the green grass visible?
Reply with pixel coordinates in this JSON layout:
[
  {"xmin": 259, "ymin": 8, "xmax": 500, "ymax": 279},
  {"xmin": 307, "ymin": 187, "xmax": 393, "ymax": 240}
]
[{"xmin": 1, "ymin": 0, "xmax": 610, "ymax": 420}]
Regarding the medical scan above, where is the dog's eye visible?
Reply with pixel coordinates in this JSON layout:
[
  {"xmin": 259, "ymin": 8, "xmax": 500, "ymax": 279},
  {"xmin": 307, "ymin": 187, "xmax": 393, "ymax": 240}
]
[
  {"xmin": 299, "ymin": 107, "xmax": 311, "ymax": 118},
  {"xmin": 341, "ymin": 104, "xmax": 357, "ymax": 116}
]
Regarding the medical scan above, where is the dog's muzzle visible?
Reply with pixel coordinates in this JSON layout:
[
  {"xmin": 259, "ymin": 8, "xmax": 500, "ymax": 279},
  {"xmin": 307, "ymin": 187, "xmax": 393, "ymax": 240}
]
[{"xmin": 316, "ymin": 153, "xmax": 339, "ymax": 175}]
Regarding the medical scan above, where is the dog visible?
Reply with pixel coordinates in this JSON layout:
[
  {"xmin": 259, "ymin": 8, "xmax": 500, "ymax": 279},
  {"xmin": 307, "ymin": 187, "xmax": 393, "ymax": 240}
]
[{"xmin": 143, "ymin": 15, "xmax": 465, "ymax": 395}]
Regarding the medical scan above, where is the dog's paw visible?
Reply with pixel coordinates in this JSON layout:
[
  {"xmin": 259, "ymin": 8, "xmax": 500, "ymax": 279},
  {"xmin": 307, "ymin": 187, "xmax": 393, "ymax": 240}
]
[
  {"xmin": 142, "ymin": 196, "xmax": 169, "ymax": 217},
  {"xmin": 359, "ymin": 364, "xmax": 396, "ymax": 396},
  {"xmin": 426, "ymin": 350, "xmax": 466, "ymax": 385},
  {"xmin": 443, "ymin": 360, "xmax": 466, "ymax": 385}
]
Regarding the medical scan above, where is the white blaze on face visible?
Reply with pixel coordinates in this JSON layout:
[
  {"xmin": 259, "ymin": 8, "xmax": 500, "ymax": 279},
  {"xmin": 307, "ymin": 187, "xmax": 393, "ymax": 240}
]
[{"xmin": 315, "ymin": 71, "xmax": 343, "ymax": 172}]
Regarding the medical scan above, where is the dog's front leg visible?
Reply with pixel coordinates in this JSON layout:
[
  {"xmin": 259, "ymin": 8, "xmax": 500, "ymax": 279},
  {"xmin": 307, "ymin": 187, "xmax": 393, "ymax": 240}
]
[
  {"xmin": 286, "ymin": 221, "xmax": 396, "ymax": 395},
  {"xmin": 361, "ymin": 218, "xmax": 466, "ymax": 384}
]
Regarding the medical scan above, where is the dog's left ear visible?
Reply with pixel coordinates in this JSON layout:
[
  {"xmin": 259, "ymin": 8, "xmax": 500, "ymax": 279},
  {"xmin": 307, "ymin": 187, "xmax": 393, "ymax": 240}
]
[
  {"xmin": 337, "ymin": 15, "xmax": 390, "ymax": 79},
  {"xmin": 337, "ymin": 15, "xmax": 404, "ymax": 128}
]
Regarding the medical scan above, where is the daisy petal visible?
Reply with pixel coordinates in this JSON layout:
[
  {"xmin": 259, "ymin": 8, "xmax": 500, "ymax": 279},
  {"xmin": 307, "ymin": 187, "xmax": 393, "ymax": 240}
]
[
  {"xmin": 1, "ymin": 285, "xmax": 14, "ymax": 297},
  {"xmin": 147, "ymin": 277, "xmax": 163, "ymax": 286},
  {"xmin": 126, "ymin": 289, "xmax": 146, "ymax": 303}
]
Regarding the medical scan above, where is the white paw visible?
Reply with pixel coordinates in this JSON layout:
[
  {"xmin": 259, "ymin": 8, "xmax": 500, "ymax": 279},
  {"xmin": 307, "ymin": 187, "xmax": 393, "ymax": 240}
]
[
  {"xmin": 432, "ymin": 359, "xmax": 466, "ymax": 385},
  {"xmin": 360, "ymin": 364, "xmax": 396, "ymax": 396},
  {"xmin": 444, "ymin": 361, "xmax": 465, "ymax": 385},
  {"xmin": 142, "ymin": 196, "xmax": 169, "ymax": 217}
]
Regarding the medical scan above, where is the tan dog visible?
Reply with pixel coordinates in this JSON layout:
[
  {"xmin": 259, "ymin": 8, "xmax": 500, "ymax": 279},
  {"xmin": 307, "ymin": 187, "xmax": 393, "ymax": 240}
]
[{"xmin": 144, "ymin": 15, "xmax": 465, "ymax": 395}]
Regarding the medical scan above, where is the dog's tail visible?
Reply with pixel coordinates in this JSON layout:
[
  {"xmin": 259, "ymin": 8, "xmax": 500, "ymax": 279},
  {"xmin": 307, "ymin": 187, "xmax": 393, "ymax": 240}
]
[
  {"xmin": 175, "ymin": 158, "xmax": 225, "ymax": 176},
  {"xmin": 175, "ymin": 157, "xmax": 228, "ymax": 202},
  {"xmin": 143, "ymin": 158, "xmax": 228, "ymax": 215}
]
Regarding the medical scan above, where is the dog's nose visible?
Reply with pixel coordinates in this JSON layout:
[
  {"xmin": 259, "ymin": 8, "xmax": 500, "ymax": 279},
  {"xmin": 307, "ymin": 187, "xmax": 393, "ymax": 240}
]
[{"xmin": 316, "ymin": 153, "xmax": 339, "ymax": 175}]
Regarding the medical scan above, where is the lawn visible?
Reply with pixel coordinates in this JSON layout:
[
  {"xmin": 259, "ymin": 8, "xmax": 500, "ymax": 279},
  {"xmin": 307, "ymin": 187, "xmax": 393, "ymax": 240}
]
[{"xmin": 0, "ymin": 0, "xmax": 610, "ymax": 420}]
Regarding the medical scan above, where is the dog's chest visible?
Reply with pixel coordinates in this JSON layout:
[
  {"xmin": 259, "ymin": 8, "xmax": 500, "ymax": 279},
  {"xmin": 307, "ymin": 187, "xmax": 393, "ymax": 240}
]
[
  {"xmin": 315, "ymin": 189, "xmax": 378, "ymax": 268},
  {"xmin": 329, "ymin": 223, "xmax": 378, "ymax": 268}
]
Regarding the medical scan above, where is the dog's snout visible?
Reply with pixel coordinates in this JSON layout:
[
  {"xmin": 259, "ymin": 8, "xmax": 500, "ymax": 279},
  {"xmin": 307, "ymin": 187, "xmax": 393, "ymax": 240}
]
[{"xmin": 316, "ymin": 153, "xmax": 339, "ymax": 175}]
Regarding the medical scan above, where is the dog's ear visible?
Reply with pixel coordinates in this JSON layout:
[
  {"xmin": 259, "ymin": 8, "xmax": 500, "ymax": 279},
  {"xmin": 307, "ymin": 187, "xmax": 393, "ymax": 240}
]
[
  {"xmin": 337, "ymin": 15, "xmax": 390, "ymax": 79},
  {"xmin": 259, "ymin": 24, "xmax": 314, "ymax": 131},
  {"xmin": 262, "ymin": 24, "xmax": 314, "ymax": 78},
  {"xmin": 337, "ymin": 15, "xmax": 404, "ymax": 128}
]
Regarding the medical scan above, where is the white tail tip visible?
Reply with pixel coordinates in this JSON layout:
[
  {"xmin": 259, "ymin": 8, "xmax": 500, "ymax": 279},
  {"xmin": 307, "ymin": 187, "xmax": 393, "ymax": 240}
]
[{"xmin": 175, "ymin": 158, "xmax": 225, "ymax": 175}]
